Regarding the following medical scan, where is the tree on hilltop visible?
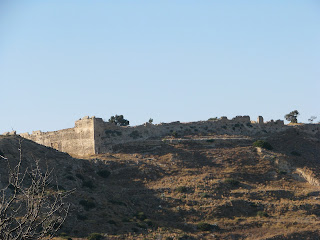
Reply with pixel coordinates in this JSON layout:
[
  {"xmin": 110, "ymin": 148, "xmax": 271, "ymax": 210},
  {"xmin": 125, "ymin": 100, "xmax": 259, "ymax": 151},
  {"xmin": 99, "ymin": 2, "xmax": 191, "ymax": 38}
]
[
  {"xmin": 108, "ymin": 115, "xmax": 129, "ymax": 126},
  {"xmin": 308, "ymin": 116, "xmax": 317, "ymax": 123},
  {"xmin": 284, "ymin": 110, "xmax": 299, "ymax": 123}
]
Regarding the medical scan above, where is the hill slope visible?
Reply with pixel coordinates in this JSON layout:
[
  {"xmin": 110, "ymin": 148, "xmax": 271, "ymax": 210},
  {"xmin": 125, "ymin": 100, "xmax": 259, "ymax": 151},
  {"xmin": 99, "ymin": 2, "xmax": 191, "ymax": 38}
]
[{"xmin": 0, "ymin": 128, "xmax": 320, "ymax": 239}]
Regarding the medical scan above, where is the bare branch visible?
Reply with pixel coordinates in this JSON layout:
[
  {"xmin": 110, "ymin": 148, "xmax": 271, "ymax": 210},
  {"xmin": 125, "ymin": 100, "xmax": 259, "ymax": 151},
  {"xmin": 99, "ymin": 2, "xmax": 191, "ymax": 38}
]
[{"xmin": 0, "ymin": 143, "xmax": 72, "ymax": 240}]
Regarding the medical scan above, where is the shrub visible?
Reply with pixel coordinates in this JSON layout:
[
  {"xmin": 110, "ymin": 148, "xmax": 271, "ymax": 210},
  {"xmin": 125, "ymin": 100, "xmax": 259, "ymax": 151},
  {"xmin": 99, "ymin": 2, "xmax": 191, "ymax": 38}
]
[
  {"xmin": 109, "ymin": 199, "xmax": 127, "ymax": 206},
  {"xmin": 129, "ymin": 130, "xmax": 141, "ymax": 139},
  {"xmin": 66, "ymin": 175, "xmax": 75, "ymax": 181},
  {"xmin": 200, "ymin": 193, "xmax": 210, "ymax": 198},
  {"xmin": 253, "ymin": 140, "xmax": 273, "ymax": 150},
  {"xmin": 82, "ymin": 180, "xmax": 95, "ymax": 189},
  {"xmin": 197, "ymin": 222, "xmax": 212, "ymax": 231},
  {"xmin": 175, "ymin": 186, "xmax": 188, "ymax": 193},
  {"xmin": 107, "ymin": 220, "xmax": 116, "ymax": 225},
  {"xmin": 224, "ymin": 178, "xmax": 240, "ymax": 186},
  {"xmin": 178, "ymin": 235, "xmax": 191, "ymax": 240},
  {"xmin": 131, "ymin": 227, "xmax": 139, "ymax": 233},
  {"xmin": 136, "ymin": 222, "xmax": 147, "ymax": 229},
  {"xmin": 121, "ymin": 217, "xmax": 130, "ymax": 222},
  {"xmin": 208, "ymin": 117, "xmax": 218, "ymax": 121},
  {"xmin": 291, "ymin": 151, "xmax": 301, "ymax": 156},
  {"xmin": 77, "ymin": 214, "xmax": 88, "ymax": 220},
  {"xmin": 278, "ymin": 170, "xmax": 287, "ymax": 175},
  {"xmin": 79, "ymin": 199, "xmax": 96, "ymax": 210},
  {"xmin": 135, "ymin": 211, "xmax": 147, "ymax": 221},
  {"xmin": 257, "ymin": 211, "xmax": 269, "ymax": 217},
  {"xmin": 172, "ymin": 131, "xmax": 178, "ymax": 138},
  {"xmin": 59, "ymin": 233, "xmax": 73, "ymax": 239},
  {"xmin": 144, "ymin": 218, "xmax": 153, "ymax": 227},
  {"xmin": 97, "ymin": 169, "xmax": 111, "ymax": 178},
  {"xmin": 206, "ymin": 139, "xmax": 215, "ymax": 143},
  {"xmin": 75, "ymin": 173, "xmax": 84, "ymax": 180},
  {"xmin": 105, "ymin": 130, "xmax": 122, "ymax": 138},
  {"xmin": 88, "ymin": 233, "xmax": 104, "ymax": 240}
]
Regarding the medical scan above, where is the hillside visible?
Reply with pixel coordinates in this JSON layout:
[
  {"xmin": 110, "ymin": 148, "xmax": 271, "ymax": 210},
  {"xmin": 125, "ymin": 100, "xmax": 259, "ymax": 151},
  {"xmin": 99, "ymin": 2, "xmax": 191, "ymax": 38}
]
[{"xmin": 0, "ymin": 127, "xmax": 320, "ymax": 240}]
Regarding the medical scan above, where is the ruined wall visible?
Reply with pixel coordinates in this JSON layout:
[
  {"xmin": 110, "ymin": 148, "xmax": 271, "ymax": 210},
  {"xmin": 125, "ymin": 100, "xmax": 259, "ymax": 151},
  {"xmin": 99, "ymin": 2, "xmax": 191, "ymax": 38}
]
[
  {"xmin": 20, "ymin": 117, "xmax": 95, "ymax": 156},
  {"xmin": 19, "ymin": 115, "xmax": 320, "ymax": 156},
  {"xmin": 94, "ymin": 115, "xmax": 289, "ymax": 153}
]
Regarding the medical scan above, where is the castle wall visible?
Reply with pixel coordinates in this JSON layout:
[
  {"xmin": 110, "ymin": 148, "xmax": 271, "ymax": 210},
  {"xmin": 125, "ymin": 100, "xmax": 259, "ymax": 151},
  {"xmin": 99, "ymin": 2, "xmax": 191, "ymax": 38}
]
[
  {"xmin": 93, "ymin": 116, "xmax": 288, "ymax": 152},
  {"xmin": 20, "ymin": 117, "xmax": 95, "ymax": 156},
  {"xmin": 19, "ymin": 115, "xmax": 319, "ymax": 157}
]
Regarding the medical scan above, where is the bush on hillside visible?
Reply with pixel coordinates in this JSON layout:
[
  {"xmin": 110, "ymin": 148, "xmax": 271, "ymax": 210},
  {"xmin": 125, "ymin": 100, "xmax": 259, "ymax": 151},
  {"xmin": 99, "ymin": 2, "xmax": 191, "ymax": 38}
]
[
  {"xmin": 87, "ymin": 233, "xmax": 104, "ymax": 240},
  {"xmin": 79, "ymin": 199, "xmax": 96, "ymax": 211},
  {"xmin": 197, "ymin": 222, "xmax": 220, "ymax": 231},
  {"xmin": 129, "ymin": 130, "xmax": 141, "ymax": 139},
  {"xmin": 291, "ymin": 151, "xmax": 301, "ymax": 156},
  {"xmin": 97, "ymin": 169, "xmax": 111, "ymax": 178},
  {"xmin": 82, "ymin": 180, "xmax": 95, "ymax": 189},
  {"xmin": 257, "ymin": 211, "xmax": 269, "ymax": 217},
  {"xmin": 253, "ymin": 140, "xmax": 273, "ymax": 150},
  {"xmin": 224, "ymin": 178, "xmax": 240, "ymax": 187},
  {"xmin": 175, "ymin": 186, "xmax": 188, "ymax": 193}
]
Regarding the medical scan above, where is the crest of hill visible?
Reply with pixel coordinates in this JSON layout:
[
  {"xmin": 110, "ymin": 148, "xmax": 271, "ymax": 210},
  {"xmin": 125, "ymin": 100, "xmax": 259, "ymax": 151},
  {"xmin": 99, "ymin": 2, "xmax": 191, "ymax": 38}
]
[
  {"xmin": 1, "ymin": 128, "xmax": 320, "ymax": 239},
  {"xmin": 16, "ymin": 115, "xmax": 320, "ymax": 157}
]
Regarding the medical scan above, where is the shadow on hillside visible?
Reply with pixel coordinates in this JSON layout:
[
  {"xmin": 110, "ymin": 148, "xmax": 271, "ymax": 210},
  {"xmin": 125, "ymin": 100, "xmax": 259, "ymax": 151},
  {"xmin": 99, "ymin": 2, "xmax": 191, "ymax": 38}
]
[
  {"xmin": 112, "ymin": 141, "xmax": 221, "ymax": 169},
  {"xmin": 0, "ymin": 137, "xmax": 211, "ymax": 237},
  {"xmin": 61, "ymin": 158, "xmax": 207, "ymax": 237}
]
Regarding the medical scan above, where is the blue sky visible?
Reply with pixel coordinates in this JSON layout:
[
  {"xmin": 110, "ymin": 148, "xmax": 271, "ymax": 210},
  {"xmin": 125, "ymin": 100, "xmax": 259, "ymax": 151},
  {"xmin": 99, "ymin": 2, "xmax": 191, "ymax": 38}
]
[{"xmin": 0, "ymin": 1, "xmax": 319, "ymax": 133}]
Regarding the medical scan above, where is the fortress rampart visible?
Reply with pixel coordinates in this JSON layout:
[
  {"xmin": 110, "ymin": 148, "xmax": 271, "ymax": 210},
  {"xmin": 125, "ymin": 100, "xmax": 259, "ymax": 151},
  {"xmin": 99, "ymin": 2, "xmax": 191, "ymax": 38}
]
[
  {"xmin": 18, "ymin": 115, "xmax": 320, "ymax": 157},
  {"xmin": 20, "ymin": 118, "xmax": 95, "ymax": 156}
]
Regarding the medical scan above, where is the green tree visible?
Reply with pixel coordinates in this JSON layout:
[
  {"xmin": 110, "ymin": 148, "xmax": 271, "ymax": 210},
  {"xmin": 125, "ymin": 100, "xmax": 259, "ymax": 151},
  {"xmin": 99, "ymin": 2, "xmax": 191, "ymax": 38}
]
[
  {"xmin": 108, "ymin": 115, "xmax": 129, "ymax": 126},
  {"xmin": 284, "ymin": 110, "xmax": 299, "ymax": 123},
  {"xmin": 148, "ymin": 118, "xmax": 153, "ymax": 124}
]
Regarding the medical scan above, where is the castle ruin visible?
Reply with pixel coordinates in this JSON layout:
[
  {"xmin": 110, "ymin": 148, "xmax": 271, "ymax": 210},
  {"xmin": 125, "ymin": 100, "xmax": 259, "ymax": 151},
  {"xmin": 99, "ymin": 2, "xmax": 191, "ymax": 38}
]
[{"xmin": 18, "ymin": 116, "xmax": 319, "ymax": 157}]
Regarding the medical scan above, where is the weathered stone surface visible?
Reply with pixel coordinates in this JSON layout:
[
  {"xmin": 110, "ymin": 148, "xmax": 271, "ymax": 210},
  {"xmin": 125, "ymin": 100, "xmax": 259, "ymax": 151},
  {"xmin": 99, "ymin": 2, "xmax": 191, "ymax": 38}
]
[{"xmin": 19, "ymin": 116, "xmax": 319, "ymax": 157}]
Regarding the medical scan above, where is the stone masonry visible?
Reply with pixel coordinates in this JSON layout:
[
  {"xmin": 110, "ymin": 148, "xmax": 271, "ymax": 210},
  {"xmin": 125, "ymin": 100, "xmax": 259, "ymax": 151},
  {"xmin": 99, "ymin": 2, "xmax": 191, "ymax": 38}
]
[{"xmin": 18, "ymin": 116, "xmax": 319, "ymax": 157}]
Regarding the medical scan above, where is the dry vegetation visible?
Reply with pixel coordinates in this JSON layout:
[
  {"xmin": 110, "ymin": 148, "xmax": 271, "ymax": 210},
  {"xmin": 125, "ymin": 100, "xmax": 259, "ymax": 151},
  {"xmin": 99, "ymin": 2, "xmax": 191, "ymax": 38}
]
[{"xmin": 1, "ymin": 127, "xmax": 320, "ymax": 239}]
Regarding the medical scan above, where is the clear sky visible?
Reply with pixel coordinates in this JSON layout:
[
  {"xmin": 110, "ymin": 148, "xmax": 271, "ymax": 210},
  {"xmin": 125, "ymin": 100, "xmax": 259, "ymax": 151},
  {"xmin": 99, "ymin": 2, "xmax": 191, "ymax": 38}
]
[{"xmin": 0, "ymin": 1, "xmax": 319, "ymax": 133}]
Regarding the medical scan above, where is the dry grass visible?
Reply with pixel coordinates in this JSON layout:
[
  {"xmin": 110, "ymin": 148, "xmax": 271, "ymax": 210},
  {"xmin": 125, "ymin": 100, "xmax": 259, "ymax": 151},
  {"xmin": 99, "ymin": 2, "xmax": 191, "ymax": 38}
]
[
  {"xmin": 2, "ymin": 133, "xmax": 320, "ymax": 239},
  {"xmin": 73, "ymin": 134, "xmax": 320, "ymax": 239}
]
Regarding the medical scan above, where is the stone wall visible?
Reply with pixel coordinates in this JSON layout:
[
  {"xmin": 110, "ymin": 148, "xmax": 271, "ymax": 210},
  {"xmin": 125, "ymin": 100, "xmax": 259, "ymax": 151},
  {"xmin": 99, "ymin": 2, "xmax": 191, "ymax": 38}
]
[
  {"xmin": 94, "ymin": 115, "xmax": 289, "ymax": 152},
  {"xmin": 20, "ymin": 116, "xmax": 95, "ymax": 156},
  {"xmin": 18, "ymin": 115, "xmax": 320, "ymax": 156}
]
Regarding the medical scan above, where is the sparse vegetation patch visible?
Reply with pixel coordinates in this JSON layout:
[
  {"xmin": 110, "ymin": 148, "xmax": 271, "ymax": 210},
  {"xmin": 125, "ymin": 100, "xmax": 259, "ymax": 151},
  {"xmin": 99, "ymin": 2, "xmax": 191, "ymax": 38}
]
[
  {"xmin": 97, "ymin": 169, "xmax": 111, "ymax": 178},
  {"xmin": 253, "ymin": 140, "xmax": 273, "ymax": 150},
  {"xmin": 224, "ymin": 178, "xmax": 240, "ymax": 187},
  {"xmin": 88, "ymin": 233, "xmax": 104, "ymax": 240},
  {"xmin": 129, "ymin": 130, "xmax": 141, "ymax": 139},
  {"xmin": 175, "ymin": 186, "xmax": 188, "ymax": 193},
  {"xmin": 79, "ymin": 199, "xmax": 96, "ymax": 210},
  {"xmin": 291, "ymin": 151, "xmax": 301, "ymax": 156}
]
